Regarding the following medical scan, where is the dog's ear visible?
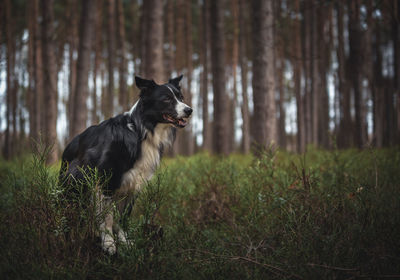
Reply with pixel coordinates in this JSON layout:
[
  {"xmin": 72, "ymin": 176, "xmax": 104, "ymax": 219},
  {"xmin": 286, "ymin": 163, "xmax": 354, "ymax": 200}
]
[
  {"xmin": 135, "ymin": 76, "xmax": 157, "ymax": 90},
  {"xmin": 168, "ymin": 75, "xmax": 183, "ymax": 88}
]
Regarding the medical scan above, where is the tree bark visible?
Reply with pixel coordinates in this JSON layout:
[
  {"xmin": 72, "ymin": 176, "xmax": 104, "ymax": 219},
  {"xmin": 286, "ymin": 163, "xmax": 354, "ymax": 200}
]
[
  {"xmin": 239, "ymin": 0, "xmax": 250, "ymax": 153},
  {"xmin": 184, "ymin": 0, "xmax": 195, "ymax": 155},
  {"xmin": 67, "ymin": 0, "xmax": 79, "ymax": 139},
  {"xmin": 310, "ymin": 0, "xmax": 319, "ymax": 146},
  {"xmin": 200, "ymin": 0, "xmax": 212, "ymax": 151},
  {"xmin": 91, "ymin": 0, "xmax": 102, "ymax": 124},
  {"xmin": 41, "ymin": 0, "xmax": 58, "ymax": 164},
  {"xmin": 116, "ymin": 0, "xmax": 128, "ymax": 110},
  {"xmin": 27, "ymin": 0, "xmax": 35, "ymax": 144},
  {"xmin": 317, "ymin": 3, "xmax": 331, "ymax": 148},
  {"xmin": 210, "ymin": 0, "xmax": 229, "ymax": 155},
  {"xmin": 348, "ymin": 0, "xmax": 366, "ymax": 148},
  {"xmin": 274, "ymin": 0, "xmax": 286, "ymax": 149},
  {"xmin": 106, "ymin": 0, "xmax": 116, "ymax": 119},
  {"xmin": 336, "ymin": 2, "xmax": 352, "ymax": 148},
  {"xmin": 3, "ymin": 0, "xmax": 14, "ymax": 159},
  {"xmin": 302, "ymin": 0, "xmax": 312, "ymax": 146},
  {"xmin": 230, "ymin": 0, "xmax": 240, "ymax": 152},
  {"xmin": 392, "ymin": 1, "xmax": 400, "ymax": 143},
  {"xmin": 251, "ymin": 0, "xmax": 277, "ymax": 150},
  {"xmin": 165, "ymin": 0, "xmax": 175, "ymax": 78},
  {"xmin": 143, "ymin": 0, "xmax": 164, "ymax": 83},
  {"xmin": 70, "ymin": 0, "xmax": 96, "ymax": 138},
  {"xmin": 293, "ymin": 0, "xmax": 305, "ymax": 152}
]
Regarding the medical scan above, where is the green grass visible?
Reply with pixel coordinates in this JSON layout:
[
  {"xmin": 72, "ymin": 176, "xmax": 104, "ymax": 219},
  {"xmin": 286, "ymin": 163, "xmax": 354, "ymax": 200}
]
[{"xmin": 0, "ymin": 147, "xmax": 400, "ymax": 279}]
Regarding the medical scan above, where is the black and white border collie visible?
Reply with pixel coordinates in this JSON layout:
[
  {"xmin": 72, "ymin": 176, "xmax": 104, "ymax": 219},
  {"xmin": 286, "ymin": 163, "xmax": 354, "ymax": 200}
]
[{"xmin": 60, "ymin": 75, "xmax": 192, "ymax": 254}]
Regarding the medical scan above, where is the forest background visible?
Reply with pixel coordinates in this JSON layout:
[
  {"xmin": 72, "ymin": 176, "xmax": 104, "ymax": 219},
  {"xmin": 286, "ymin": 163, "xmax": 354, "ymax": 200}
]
[{"xmin": 0, "ymin": 0, "xmax": 399, "ymax": 163}]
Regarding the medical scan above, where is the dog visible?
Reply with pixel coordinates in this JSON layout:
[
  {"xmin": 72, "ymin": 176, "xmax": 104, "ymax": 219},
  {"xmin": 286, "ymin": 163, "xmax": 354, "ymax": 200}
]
[{"xmin": 59, "ymin": 75, "xmax": 192, "ymax": 254}]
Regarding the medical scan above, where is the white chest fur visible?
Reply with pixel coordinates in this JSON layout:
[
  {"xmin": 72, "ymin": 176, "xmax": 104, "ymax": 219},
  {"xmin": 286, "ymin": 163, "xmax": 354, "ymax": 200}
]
[{"xmin": 118, "ymin": 124, "xmax": 172, "ymax": 196}]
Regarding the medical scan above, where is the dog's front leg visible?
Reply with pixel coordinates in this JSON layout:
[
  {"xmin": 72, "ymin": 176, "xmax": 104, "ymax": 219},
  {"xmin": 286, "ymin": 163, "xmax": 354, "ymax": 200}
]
[
  {"xmin": 96, "ymin": 192, "xmax": 116, "ymax": 255},
  {"xmin": 100, "ymin": 212, "xmax": 116, "ymax": 254}
]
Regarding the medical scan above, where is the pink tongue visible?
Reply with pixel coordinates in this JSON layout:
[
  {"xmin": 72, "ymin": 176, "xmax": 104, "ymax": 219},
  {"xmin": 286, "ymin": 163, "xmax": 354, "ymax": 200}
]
[{"xmin": 178, "ymin": 119, "xmax": 187, "ymax": 126}]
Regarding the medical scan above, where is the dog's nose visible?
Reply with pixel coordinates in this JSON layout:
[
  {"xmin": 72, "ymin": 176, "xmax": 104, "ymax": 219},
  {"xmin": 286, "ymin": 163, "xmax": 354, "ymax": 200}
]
[{"xmin": 184, "ymin": 107, "xmax": 193, "ymax": 116}]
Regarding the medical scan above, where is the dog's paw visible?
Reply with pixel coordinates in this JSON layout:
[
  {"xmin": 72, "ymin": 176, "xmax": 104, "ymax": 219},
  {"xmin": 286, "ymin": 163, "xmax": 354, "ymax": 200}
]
[
  {"xmin": 117, "ymin": 230, "xmax": 133, "ymax": 247},
  {"xmin": 102, "ymin": 233, "xmax": 116, "ymax": 255},
  {"xmin": 117, "ymin": 230, "xmax": 128, "ymax": 243}
]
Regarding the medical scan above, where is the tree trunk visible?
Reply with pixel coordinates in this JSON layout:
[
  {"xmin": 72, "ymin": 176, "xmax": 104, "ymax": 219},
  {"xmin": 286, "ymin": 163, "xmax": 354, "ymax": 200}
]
[
  {"xmin": 239, "ymin": 0, "xmax": 250, "ymax": 153},
  {"xmin": 200, "ymin": 0, "xmax": 212, "ymax": 151},
  {"xmin": 70, "ymin": 0, "xmax": 96, "ymax": 138},
  {"xmin": 41, "ymin": 0, "xmax": 58, "ymax": 164},
  {"xmin": 274, "ymin": 0, "xmax": 286, "ymax": 149},
  {"xmin": 251, "ymin": 0, "xmax": 277, "ymax": 150},
  {"xmin": 106, "ymin": 0, "xmax": 116, "ymax": 119},
  {"xmin": 230, "ymin": 0, "xmax": 240, "ymax": 152},
  {"xmin": 302, "ymin": 0, "xmax": 312, "ymax": 146},
  {"xmin": 392, "ymin": 1, "xmax": 400, "ymax": 143},
  {"xmin": 348, "ymin": 0, "xmax": 366, "ymax": 148},
  {"xmin": 143, "ymin": 0, "xmax": 164, "ymax": 83},
  {"xmin": 165, "ymin": 0, "xmax": 175, "ymax": 78},
  {"xmin": 92, "ymin": 0, "xmax": 102, "ymax": 124},
  {"xmin": 210, "ymin": 0, "xmax": 229, "ymax": 155},
  {"xmin": 3, "ymin": 0, "xmax": 14, "ymax": 159},
  {"xmin": 336, "ymin": 2, "xmax": 352, "ymax": 148},
  {"xmin": 27, "ymin": 0, "xmax": 38, "ymax": 144},
  {"xmin": 116, "ymin": 0, "xmax": 128, "ymax": 110},
  {"xmin": 293, "ymin": 0, "xmax": 305, "ymax": 152},
  {"xmin": 317, "ymin": 3, "xmax": 331, "ymax": 148},
  {"xmin": 310, "ymin": 1, "xmax": 319, "ymax": 146},
  {"xmin": 183, "ymin": 0, "xmax": 194, "ymax": 155},
  {"xmin": 67, "ymin": 0, "xmax": 79, "ymax": 139},
  {"xmin": 171, "ymin": 0, "xmax": 186, "ymax": 155}
]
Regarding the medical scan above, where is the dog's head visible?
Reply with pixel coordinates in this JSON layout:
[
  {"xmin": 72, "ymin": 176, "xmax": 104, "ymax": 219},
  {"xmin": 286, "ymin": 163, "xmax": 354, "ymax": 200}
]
[{"xmin": 134, "ymin": 75, "xmax": 192, "ymax": 128}]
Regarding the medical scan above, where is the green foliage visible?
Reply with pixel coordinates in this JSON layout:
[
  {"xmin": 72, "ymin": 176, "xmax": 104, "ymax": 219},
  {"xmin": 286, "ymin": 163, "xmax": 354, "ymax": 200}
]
[{"xmin": 0, "ymin": 148, "xmax": 400, "ymax": 279}]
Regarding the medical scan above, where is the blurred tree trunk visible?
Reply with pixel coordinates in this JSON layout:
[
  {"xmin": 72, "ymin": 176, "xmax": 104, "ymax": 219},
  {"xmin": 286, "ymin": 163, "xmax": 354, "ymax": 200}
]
[
  {"xmin": 27, "ymin": 0, "xmax": 42, "ymax": 145},
  {"xmin": 91, "ymin": 0, "xmax": 102, "ymax": 124},
  {"xmin": 27, "ymin": 0, "xmax": 35, "ymax": 143},
  {"xmin": 67, "ymin": 0, "xmax": 79, "ymax": 139},
  {"xmin": 200, "ymin": 0, "xmax": 212, "ymax": 151},
  {"xmin": 336, "ymin": 2, "xmax": 352, "ymax": 148},
  {"xmin": 130, "ymin": 1, "xmax": 140, "ymax": 77},
  {"xmin": 293, "ymin": 0, "xmax": 305, "ymax": 152},
  {"xmin": 392, "ymin": 1, "xmax": 400, "ymax": 143},
  {"xmin": 184, "ymin": 0, "xmax": 194, "ymax": 155},
  {"xmin": 106, "ymin": 0, "xmax": 116, "ymax": 119},
  {"xmin": 348, "ymin": 0, "xmax": 366, "ymax": 148},
  {"xmin": 239, "ymin": 0, "xmax": 250, "ymax": 153},
  {"xmin": 165, "ymin": 0, "xmax": 175, "ymax": 78},
  {"xmin": 172, "ymin": 0, "xmax": 185, "ymax": 155},
  {"xmin": 317, "ymin": 3, "xmax": 331, "ymax": 148},
  {"xmin": 3, "ymin": 0, "xmax": 14, "ymax": 159},
  {"xmin": 210, "ymin": 0, "xmax": 229, "ymax": 155},
  {"xmin": 274, "ymin": 0, "xmax": 286, "ymax": 149},
  {"xmin": 302, "ymin": 0, "xmax": 312, "ymax": 146},
  {"xmin": 251, "ymin": 0, "xmax": 277, "ymax": 150},
  {"xmin": 143, "ymin": 0, "xmax": 164, "ymax": 83},
  {"xmin": 373, "ymin": 21, "xmax": 384, "ymax": 148},
  {"xmin": 310, "ymin": 1, "xmax": 319, "ymax": 146},
  {"xmin": 70, "ymin": 0, "xmax": 96, "ymax": 138},
  {"xmin": 365, "ymin": 0, "xmax": 375, "ymax": 145},
  {"xmin": 116, "ymin": 0, "xmax": 128, "ymax": 110},
  {"xmin": 41, "ymin": 0, "xmax": 58, "ymax": 164},
  {"xmin": 229, "ymin": 0, "xmax": 240, "ymax": 152}
]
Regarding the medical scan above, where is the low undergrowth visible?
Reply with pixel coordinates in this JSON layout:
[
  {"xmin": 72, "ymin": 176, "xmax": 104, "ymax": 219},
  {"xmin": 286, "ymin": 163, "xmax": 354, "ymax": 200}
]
[{"xmin": 0, "ymin": 147, "xmax": 399, "ymax": 279}]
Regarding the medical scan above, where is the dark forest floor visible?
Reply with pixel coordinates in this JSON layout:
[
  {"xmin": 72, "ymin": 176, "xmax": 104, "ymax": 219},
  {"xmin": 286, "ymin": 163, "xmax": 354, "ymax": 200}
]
[{"xmin": 0, "ymin": 147, "xmax": 400, "ymax": 279}]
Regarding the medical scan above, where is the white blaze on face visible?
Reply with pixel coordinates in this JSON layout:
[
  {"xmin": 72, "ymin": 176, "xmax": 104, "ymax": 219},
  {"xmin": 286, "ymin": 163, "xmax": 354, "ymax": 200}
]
[{"xmin": 165, "ymin": 85, "xmax": 191, "ymax": 118}]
